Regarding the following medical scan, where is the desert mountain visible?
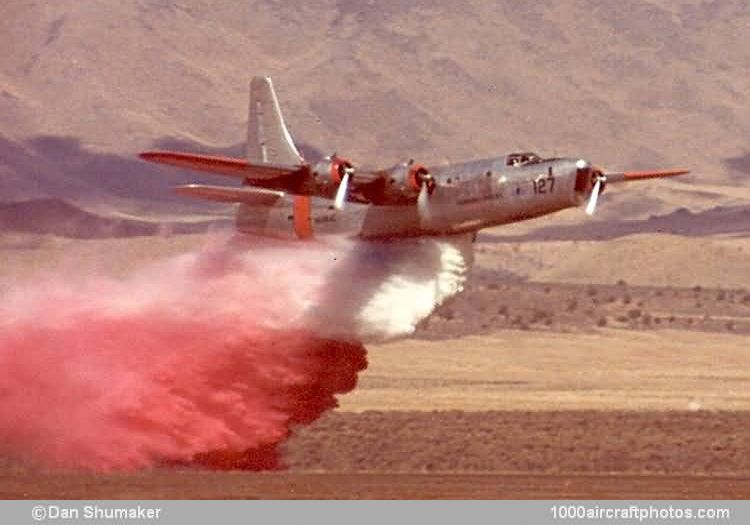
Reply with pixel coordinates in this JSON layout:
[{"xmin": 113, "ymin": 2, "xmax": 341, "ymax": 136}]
[{"xmin": 1, "ymin": 1, "xmax": 749, "ymax": 218}]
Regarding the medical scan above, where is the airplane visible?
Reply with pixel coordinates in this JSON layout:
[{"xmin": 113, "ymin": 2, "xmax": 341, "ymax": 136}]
[{"xmin": 140, "ymin": 77, "xmax": 689, "ymax": 241}]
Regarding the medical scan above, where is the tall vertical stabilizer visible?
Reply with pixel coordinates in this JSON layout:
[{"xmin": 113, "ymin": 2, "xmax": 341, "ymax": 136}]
[{"xmin": 247, "ymin": 76, "xmax": 303, "ymax": 165}]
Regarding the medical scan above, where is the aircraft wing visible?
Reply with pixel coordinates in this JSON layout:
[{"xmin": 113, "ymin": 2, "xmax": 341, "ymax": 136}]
[
  {"xmin": 139, "ymin": 151, "xmax": 302, "ymax": 180},
  {"xmin": 174, "ymin": 184, "xmax": 284, "ymax": 205},
  {"xmin": 605, "ymin": 169, "xmax": 690, "ymax": 183}
]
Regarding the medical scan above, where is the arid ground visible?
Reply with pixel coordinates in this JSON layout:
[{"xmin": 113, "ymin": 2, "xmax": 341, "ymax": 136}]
[{"xmin": 1, "ymin": 231, "xmax": 748, "ymax": 499}]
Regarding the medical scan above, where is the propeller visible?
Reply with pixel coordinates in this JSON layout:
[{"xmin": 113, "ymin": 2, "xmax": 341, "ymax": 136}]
[
  {"xmin": 585, "ymin": 175, "xmax": 604, "ymax": 215},
  {"xmin": 416, "ymin": 171, "xmax": 436, "ymax": 224},
  {"xmin": 417, "ymin": 179, "xmax": 431, "ymax": 219},
  {"xmin": 576, "ymin": 159, "xmax": 606, "ymax": 216},
  {"xmin": 333, "ymin": 165, "xmax": 355, "ymax": 210}
]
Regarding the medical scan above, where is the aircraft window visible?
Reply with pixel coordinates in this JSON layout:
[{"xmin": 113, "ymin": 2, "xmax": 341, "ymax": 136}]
[{"xmin": 506, "ymin": 152, "xmax": 542, "ymax": 167}]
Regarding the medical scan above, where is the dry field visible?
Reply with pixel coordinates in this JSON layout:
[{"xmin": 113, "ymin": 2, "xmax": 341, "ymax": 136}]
[
  {"xmin": 341, "ymin": 330, "xmax": 750, "ymax": 412},
  {"xmin": 1, "ymin": 231, "xmax": 748, "ymax": 498}
]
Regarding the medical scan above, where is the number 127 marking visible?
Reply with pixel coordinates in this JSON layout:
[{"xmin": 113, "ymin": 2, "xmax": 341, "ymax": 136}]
[{"xmin": 532, "ymin": 167, "xmax": 555, "ymax": 194}]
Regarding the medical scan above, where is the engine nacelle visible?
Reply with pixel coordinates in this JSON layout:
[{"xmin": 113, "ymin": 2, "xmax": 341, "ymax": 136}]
[
  {"xmin": 312, "ymin": 155, "xmax": 354, "ymax": 186},
  {"xmin": 387, "ymin": 160, "xmax": 434, "ymax": 194},
  {"xmin": 574, "ymin": 162, "xmax": 606, "ymax": 204}
]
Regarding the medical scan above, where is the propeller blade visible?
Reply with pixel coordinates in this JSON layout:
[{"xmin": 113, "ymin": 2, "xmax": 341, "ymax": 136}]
[
  {"xmin": 333, "ymin": 172, "xmax": 350, "ymax": 210},
  {"xmin": 417, "ymin": 181, "xmax": 431, "ymax": 221},
  {"xmin": 585, "ymin": 178, "xmax": 602, "ymax": 216}
]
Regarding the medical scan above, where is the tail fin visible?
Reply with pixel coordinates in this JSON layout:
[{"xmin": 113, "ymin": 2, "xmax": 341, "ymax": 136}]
[{"xmin": 247, "ymin": 76, "xmax": 303, "ymax": 165}]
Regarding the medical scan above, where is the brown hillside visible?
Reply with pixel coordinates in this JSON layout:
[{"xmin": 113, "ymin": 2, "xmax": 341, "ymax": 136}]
[{"xmin": 1, "ymin": 1, "xmax": 749, "ymax": 214}]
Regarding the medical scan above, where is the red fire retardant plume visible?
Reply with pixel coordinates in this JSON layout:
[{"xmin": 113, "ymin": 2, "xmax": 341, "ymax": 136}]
[{"xmin": 0, "ymin": 237, "xmax": 367, "ymax": 471}]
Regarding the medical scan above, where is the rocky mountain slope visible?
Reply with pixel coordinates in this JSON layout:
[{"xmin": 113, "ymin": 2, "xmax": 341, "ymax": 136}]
[{"xmin": 1, "ymin": 1, "xmax": 748, "ymax": 218}]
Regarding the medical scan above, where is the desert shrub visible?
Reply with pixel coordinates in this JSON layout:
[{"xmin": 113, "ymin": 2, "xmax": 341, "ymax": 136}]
[{"xmin": 441, "ymin": 309, "xmax": 455, "ymax": 320}]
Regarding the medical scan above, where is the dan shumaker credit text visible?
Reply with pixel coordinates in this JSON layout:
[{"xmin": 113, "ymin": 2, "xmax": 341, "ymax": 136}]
[{"xmin": 32, "ymin": 504, "xmax": 162, "ymax": 521}]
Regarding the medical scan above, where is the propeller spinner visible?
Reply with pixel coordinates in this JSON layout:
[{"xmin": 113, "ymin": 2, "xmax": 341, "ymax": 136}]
[{"xmin": 576, "ymin": 159, "xmax": 606, "ymax": 216}]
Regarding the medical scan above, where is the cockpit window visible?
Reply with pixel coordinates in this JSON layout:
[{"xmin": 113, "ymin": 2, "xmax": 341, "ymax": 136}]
[{"xmin": 506, "ymin": 152, "xmax": 542, "ymax": 167}]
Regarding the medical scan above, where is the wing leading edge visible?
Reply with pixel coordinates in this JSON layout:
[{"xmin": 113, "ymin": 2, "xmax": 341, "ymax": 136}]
[{"xmin": 605, "ymin": 169, "xmax": 690, "ymax": 183}]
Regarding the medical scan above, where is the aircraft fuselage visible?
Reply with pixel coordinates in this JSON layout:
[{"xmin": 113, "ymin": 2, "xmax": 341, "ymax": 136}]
[{"xmin": 236, "ymin": 156, "xmax": 591, "ymax": 240}]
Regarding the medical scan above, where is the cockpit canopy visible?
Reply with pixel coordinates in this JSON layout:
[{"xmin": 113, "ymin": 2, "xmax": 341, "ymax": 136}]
[{"xmin": 505, "ymin": 152, "xmax": 542, "ymax": 167}]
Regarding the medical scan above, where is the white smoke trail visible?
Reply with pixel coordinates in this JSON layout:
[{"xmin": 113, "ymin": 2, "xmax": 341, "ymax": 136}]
[{"xmin": 301, "ymin": 234, "xmax": 474, "ymax": 341}]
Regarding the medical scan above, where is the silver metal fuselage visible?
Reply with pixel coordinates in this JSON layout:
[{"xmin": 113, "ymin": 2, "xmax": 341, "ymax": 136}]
[{"xmin": 236, "ymin": 156, "xmax": 587, "ymax": 240}]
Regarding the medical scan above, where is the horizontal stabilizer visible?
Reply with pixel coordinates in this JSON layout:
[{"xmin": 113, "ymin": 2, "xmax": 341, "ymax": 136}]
[
  {"xmin": 175, "ymin": 184, "xmax": 284, "ymax": 205},
  {"xmin": 140, "ymin": 151, "xmax": 301, "ymax": 180},
  {"xmin": 606, "ymin": 169, "xmax": 690, "ymax": 183}
]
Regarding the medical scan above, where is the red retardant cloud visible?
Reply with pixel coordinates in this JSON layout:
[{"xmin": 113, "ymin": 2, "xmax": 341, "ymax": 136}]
[{"xmin": 0, "ymin": 236, "xmax": 367, "ymax": 471}]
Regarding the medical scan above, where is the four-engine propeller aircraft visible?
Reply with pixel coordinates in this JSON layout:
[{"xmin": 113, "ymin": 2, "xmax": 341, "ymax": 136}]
[{"xmin": 140, "ymin": 77, "xmax": 689, "ymax": 240}]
